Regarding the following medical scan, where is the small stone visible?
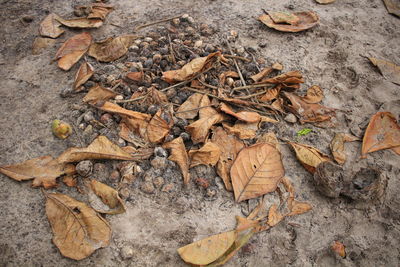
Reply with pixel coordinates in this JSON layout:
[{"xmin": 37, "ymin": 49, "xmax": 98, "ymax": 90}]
[
  {"xmin": 103, "ymin": 65, "xmax": 116, "ymax": 73},
  {"xmin": 115, "ymin": 95, "xmax": 124, "ymax": 101},
  {"xmin": 205, "ymin": 187, "xmax": 218, "ymax": 199},
  {"xmin": 60, "ymin": 87, "xmax": 73, "ymax": 98},
  {"xmin": 258, "ymin": 42, "xmax": 267, "ymax": 48},
  {"xmin": 153, "ymin": 176, "xmax": 165, "ymax": 188},
  {"xmin": 83, "ymin": 111, "xmax": 94, "ymax": 123},
  {"xmin": 150, "ymin": 156, "xmax": 168, "ymax": 169},
  {"xmin": 177, "ymin": 60, "xmax": 186, "ymax": 67},
  {"xmin": 185, "ymin": 27, "xmax": 196, "ymax": 35},
  {"xmin": 100, "ymin": 113, "xmax": 113, "ymax": 124},
  {"xmin": 152, "ymin": 54, "xmax": 162, "ymax": 64},
  {"xmin": 154, "ymin": 147, "xmax": 168, "ymax": 157},
  {"xmin": 172, "ymin": 18, "xmax": 180, "ymax": 25},
  {"xmin": 181, "ymin": 14, "xmax": 190, "ymax": 21},
  {"xmin": 194, "ymin": 40, "xmax": 203, "ymax": 48},
  {"xmin": 141, "ymin": 182, "xmax": 155, "ymax": 194},
  {"xmin": 134, "ymin": 39, "xmax": 142, "ymax": 45},
  {"xmin": 187, "ymin": 16, "xmax": 195, "ymax": 24},
  {"xmin": 204, "ymin": 44, "xmax": 215, "ymax": 52},
  {"xmin": 226, "ymin": 77, "xmax": 234, "ymax": 87},
  {"xmin": 161, "ymin": 183, "xmax": 174, "ymax": 192},
  {"xmin": 91, "ymin": 73, "xmax": 101, "ymax": 82},
  {"xmin": 120, "ymin": 246, "xmax": 134, "ymax": 260},
  {"xmin": 93, "ymin": 163, "xmax": 109, "ymax": 181},
  {"xmin": 84, "ymin": 80, "xmax": 96, "ymax": 89},
  {"xmin": 284, "ymin": 113, "xmax": 297, "ymax": 123},
  {"xmin": 165, "ymin": 134, "xmax": 174, "ymax": 142},
  {"xmin": 144, "ymin": 37, "xmax": 153, "ymax": 42},
  {"xmin": 22, "ymin": 15, "xmax": 34, "ymax": 23},
  {"xmin": 106, "ymin": 75, "xmax": 117, "ymax": 84},
  {"xmin": 180, "ymin": 132, "xmax": 191, "ymax": 141},
  {"xmin": 110, "ymin": 170, "xmax": 120, "ymax": 180},
  {"xmin": 236, "ymin": 46, "xmax": 245, "ymax": 55},
  {"xmin": 172, "ymin": 96, "xmax": 182, "ymax": 105},
  {"xmin": 129, "ymin": 45, "xmax": 139, "ymax": 52},
  {"xmin": 195, "ymin": 178, "xmax": 210, "ymax": 189},
  {"xmin": 175, "ymin": 117, "xmax": 188, "ymax": 128},
  {"xmin": 144, "ymin": 58, "xmax": 153, "ymax": 68},
  {"xmin": 159, "ymin": 47, "xmax": 169, "ymax": 55},
  {"xmin": 172, "ymin": 126, "xmax": 182, "ymax": 136},
  {"xmin": 78, "ymin": 123, "xmax": 86, "ymax": 130},
  {"xmin": 166, "ymin": 88, "xmax": 177, "ymax": 98},
  {"xmin": 83, "ymin": 125, "xmax": 93, "ymax": 136},
  {"xmin": 147, "ymin": 105, "xmax": 159, "ymax": 115},
  {"xmin": 119, "ymin": 187, "xmax": 130, "ymax": 199},
  {"xmin": 139, "ymin": 41, "xmax": 149, "ymax": 48},
  {"xmin": 76, "ymin": 160, "xmax": 93, "ymax": 177}
]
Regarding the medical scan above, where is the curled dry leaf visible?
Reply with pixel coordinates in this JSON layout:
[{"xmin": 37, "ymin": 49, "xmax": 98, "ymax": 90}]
[
  {"xmin": 369, "ymin": 57, "xmax": 400, "ymax": 85},
  {"xmin": 223, "ymin": 121, "xmax": 258, "ymax": 140},
  {"xmin": 267, "ymin": 204, "xmax": 285, "ymax": 227},
  {"xmin": 330, "ymin": 133, "xmax": 359, "ymax": 165},
  {"xmin": 231, "ymin": 143, "xmax": 285, "ymax": 202},
  {"xmin": 331, "ymin": 241, "xmax": 346, "ymax": 258},
  {"xmin": 163, "ymin": 137, "xmax": 190, "ymax": 184},
  {"xmin": 88, "ymin": 179, "xmax": 126, "ymax": 214},
  {"xmin": 269, "ymin": 11, "xmax": 300, "ymax": 25},
  {"xmin": 287, "ymin": 200, "xmax": 312, "ymax": 216},
  {"xmin": 55, "ymin": 32, "xmax": 92, "ymax": 71},
  {"xmin": 177, "ymin": 230, "xmax": 237, "ymax": 266},
  {"xmin": 220, "ymin": 103, "xmax": 261, "ymax": 123},
  {"xmin": 259, "ymin": 11, "xmax": 319, "ymax": 32},
  {"xmin": 45, "ymin": 192, "xmax": 111, "ymax": 260},
  {"xmin": 87, "ymin": 3, "xmax": 114, "ymax": 20},
  {"xmin": 362, "ymin": 111, "xmax": 400, "ymax": 156},
  {"xmin": 302, "ymin": 85, "xmax": 324, "ymax": 104},
  {"xmin": 83, "ymin": 85, "xmax": 117, "ymax": 104},
  {"xmin": 176, "ymin": 93, "xmax": 203, "ymax": 119},
  {"xmin": 251, "ymin": 63, "xmax": 283, "ymax": 82},
  {"xmin": 383, "ymin": 0, "xmax": 400, "ymax": 17},
  {"xmin": 55, "ymin": 16, "xmax": 103, "ymax": 29},
  {"xmin": 288, "ymin": 142, "xmax": 330, "ymax": 173},
  {"xmin": 189, "ymin": 142, "xmax": 222, "ymax": 168},
  {"xmin": 32, "ymin": 37, "xmax": 56, "ymax": 55},
  {"xmin": 162, "ymin": 52, "xmax": 221, "ymax": 83},
  {"xmin": 259, "ymin": 85, "xmax": 282, "ymax": 102},
  {"xmin": 186, "ymin": 113, "xmax": 226, "ymax": 144},
  {"xmin": 73, "ymin": 61, "xmax": 94, "ymax": 91},
  {"xmin": 260, "ymin": 70, "xmax": 304, "ymax": 89},
  {"xmin": 211, "ymin": 127, "xmax": 245, "ymax": 191},
  {"xmin": 39, "ymin": 13, "xmax": 64, "ymax": 38},
  {"xmin": 88, "ymin": 35, "xmax": 138, "ymax": 62},
  {"xmin": 119, "ymin": 122, "xmax": 148, "ymax": 147},
  {"xmin": 62, "ymin": 175, "xmax": 77, "ymax": 187},
  {"xmin": 147, "ymin": 110, "xmax": 172, "ymax": 144},
  {"xmin": 97, "ymin": 101, "xmax": 152, "ymax": 121}
]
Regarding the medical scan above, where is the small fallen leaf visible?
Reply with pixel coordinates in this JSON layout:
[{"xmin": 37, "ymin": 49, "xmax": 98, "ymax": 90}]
[
  {"xmin": 362, "ymin": 111, "xmax": 400, "ymax": 156},
  {"xmin": 73, "ymin": 61, "xmax": 94, "ymax": 91},
  {"xmin": 62, "ymin": 175, "xmax": 77, "ymax": 187},
  {"xmin": 223, "ymin": 121, "xmax": 258, "ymax": 140},
  {"xmin": 32, "ymin": 37, "xmax": 56, "ymax": 55},
  {"xmin": 268, "ymin": 12, "xmax": 300, "ymax": 25},
  {"xmin": 267, "ymin": 204, "xmax": 285, "ymax": 226},
  {"xmin": 88, "ymin": 179, "xmax": 126, "ymax": 214},
  {"xmin": 176, "ymin": 93, "xmax": 204, "ymax": 119},
  {"xmin": 231, "ymin": 143, "xmax": 285, "ymax": 202},
  {"xmin": 259, "ymin": 11, "xmax": 320, "ymax": 32},
  {"xmin": 259, "ymin": 85, "xmax": 282, "ymax": 102},
  {"xmin": 220, "ymin": 103, "xmax": 261, "ymax": 123},
  {"xmin": 186, "ymin": 113, "xmax": 226, "ymax": 144},
  {"xmin": 177, "ymin": 230, "xmax": 237, "ymax": 266},
  {"xmin": 88, "ymin": 35, "xmax": 138, "ymax": 62},
  {"xmin": 163, "ymin": 137, "xmax": 190, "ymax": 184},
  {"xmin": 52, "ymin": 119, "xmax": 72, "ymax": 139},
  {"xmin": 219, "ymin": 71, "xmax": 239, "ymax": 85},
  {"xmin": 45, "ymin": 192, "xmax": 111, "ymax": 260},
  {"xmin": 260, "ymin": 71, "xmax": 304, "ymax": 89},
  {"xmin": 199, "ymin": 95, "xmax": 218, "ymax": 119},
  {"xmin": 330, "ymin": 133, "xmax": 359, "ymax": 164},
  {"xmin": 119, "ymin": 122, "xmax": 148, "ymax": 147},
  {"xmin": 126, "ymin": 71, "xmax": 143, "ymax": 82},
  {"xmin": 257, "ymin": 132, "xmax": 281, "ymax": 152},
  {"xmin": 55, "ymin": 16, "xmax": 103, "ymax": 29},
  {"xmin": 288, "ymin": 142, "xmax": 330, "ymax": 173},
  {"xmin": 302, "ymin": 85, "xmax": 324, "ymax": 104},
  {"xmin": 83, "ymin": 85, "xmax": 117, "ymax": 104},
  {"xmin": 146, "ymin": 110, "xmax": 171, "ymax": 144},
  {"xmin": 331, "ymin": 241, "xmax": 346, "ymax": 258},
  {"xmin": 382, "ymin": 0, "xmax": 400, "ymax": 17},
  {"xmin": 39, "ymin": 13, "xmax": 64, "ymax": 38},
  {"xmin": 369, "ymin": 57, "xmax": 400, "ymax": 85},
  {"xmin": 296, "ymin": 128, "xmax": 312, "ymax": 137},
  {"xmin": 287, "ymin": 200, "xmax": 312, "ymax": 216},
  {"xmin": 87, "ymin": 3, "xmax": 114, "ymax": 20},
  {"xmin": 315, "ymin": 0, "xmax": 336, "ymax": 4},
  {"xmin": 97, "ymin": 101, "xmax": 152, "ymax": 121},
  {"xmin": 189, "ymin": 142, "xmax": 222, "ymax": 168},
  {"xmin": 251, "ymin": 63, "xmax": 283, "ymax": 82},
  {"xmin": 55, "ymin": 32, "xmax": 92, "ymax": 71},
  {"xmin": 148, "ymin": 87, "xmax": 168, "ymax": 104}
]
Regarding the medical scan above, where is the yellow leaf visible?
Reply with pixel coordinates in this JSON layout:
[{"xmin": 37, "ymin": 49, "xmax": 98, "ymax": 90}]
[
  {"xmin": 189, "ymin": 142, "xmax": 222, "ymax": 168},
  {"xmin": 163, "ymin": 137, "xmax": 190, "ymax": 184},
  {"xmin": 288, "ymin": 142, "xmax": 330, "ymax": 173}
]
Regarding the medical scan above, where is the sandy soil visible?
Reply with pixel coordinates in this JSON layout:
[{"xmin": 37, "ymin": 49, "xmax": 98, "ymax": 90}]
[{"xmin": 1, "ymin": 0, "xmax": 399, "ymax": 266}]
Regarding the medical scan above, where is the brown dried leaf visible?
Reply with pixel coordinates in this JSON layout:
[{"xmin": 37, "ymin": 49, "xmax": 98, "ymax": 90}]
[
  {"xmin": 288, "ymin": 142, "xmax": 330, "ymax": 173},
  {"xmin": 189, "ymin": 142, "xmax": 222, "ymax": 168},
  {"xmin": 260, "ymin": 70, "xmax": 304, "ymax": 88},
  {"xmin": 330, "ymin": 133, "xmax": 359, "ymax": 165},
  {"xmin": 177, "ymin": 230, "xmax": 237, "ymax": 266},
  {"xmin": 269, "ymin": 12, "xmax": 300, "ymax": 25},
  {"xmin": 88, "ymin": 179, "xmax": 126, "ymax": 214},
  {"xmin": 259, "ymin": 11, "xmax": 319, "ymax": 32},
  {"xmin": 55, "ymin": 16, "xmax": 103, "ymax": 28},
  {"xmin": 362, "ymin": 111, "xmax": 400, "ymax": 156},
  {"xmin": 369, "ymin": 57, "xmax": 400, "ymax": 85},
  {"xmin": 251, "ymin": 63, "xmax": 283, "ymax": 82},
  {"xmin": 316, "ymin": 0, "xmax": 336, "ymax": 4},
  {"xmin": 87, "ymin": 3, "xmax": 114, "ymax": 20},
  {"xmin": 163, "ymin": 137, "xmax": 190, "ymax": 184},
  {"xmin": 45, "ymin": 192, "xmax": 111, "ymax": 260},
  {"xmin": 148, "ymin": 87, "xmax": 168, "ymax": 104},
  {"xmin": 39, "ymin": 13, "xmax": 64, "ymax": 38},
  {"xmin": 287, "ymin": 200, "xmax": 312, "ymax": 216},
  {"xmin": 199, "ymin": 95, "xmax": 218, "ymax": 119},
  {"xmin": 147, "ymin": 110, "xmax": 171, "ymax": 144},
  {"xmin": 32, "ymin": 37, "xmax": 56, "ymax": 55},
  {"xmin": 73, "ymin": 61, "xmax": 94, "ymax": 91},
  {"xmin": 88, "ymin": 35, "xmax": 138, "ymax": 62},
  {"xmin": 383, "ymin": 0, "xmax": 400, "ymax": 17},
  {"xmin": 162, "ymin": 52, "xmax": 221, "ymax": 83},
  {"xmin": 267, "ymin": 204, "xmax": 285, "ymax": 226},
  {"xmin": 186, "ymin": 113, "xmax": 226, "ymax": 144},
  {"xmin": 62, "ymin": 175, "xmax": 77, "ymax": 187},
  {"xmin": 331, "ymin": 241, "xmax": 346, "ymax": 258},
  {"xmin": 259, "ymin": 85, "xmax": 282, "ymax": 102},
  {"xmin": 223, "ymin": 121, "xmax": 258, "ymax": 140},
  {"xmin": 302, "ymin": 85, "xmax": 324, "ymax": 104},
  {"xmin": 211, "ymin": 127, "xmax": 245, "ymax": 191},
  {"xmin": 257, "ymin": 132, "xmax": 281, "ymax": 152},
  {"xmin": 219, "ymin": 71, "xmax": 239, "ymax": 85},
  {"xmin": 97, "ymin": 101, "xmax": 152, "ymax": 120},
  {"xmin": 119, "ymin": 123, "xmax": 149, "ymax": 148},
  {"xmin": 176, "ymin": 93, "xmax": 203, "ymax": 119},
  {"xmin": 231, "ymin": 143, "xmax": 285, "ymax": 202},
  {"xmin": 126, "ymin": 71, "xmax": 143, "ymax": 82},
  {"xmin": 83, "ymin": 85, "xmax": 117, "ymax": 104},
  {"xmin": 55, "ymin": 32, "xmax": 92, "ymax": 71},
  {"xmin": 220, "ymin": 103, "xmax": 261, "ymax": 123}
]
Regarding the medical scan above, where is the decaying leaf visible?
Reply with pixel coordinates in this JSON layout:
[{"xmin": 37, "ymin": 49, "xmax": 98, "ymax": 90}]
[
  {"xmin": 83, "ymin": 85, "xmax": 117, "ymax": 104},
  {"xmin": 199, "ymin": 95, "xmax": 218, "ymax": 119},
  {"xmin": 32, "ymin": 37, "xmax": 56, "ymax": 55},
  {"xmin": 362, "ymin": 111, "xmax": 400, "ymax": 156},
  {"xmin": 176, "ymin": 93, "xmax": 203, "ymax": 119},
  {"xmin": 251, "ymin": 63, "xmax": 283, "ymax": 82},
  {"xmin": 302, "ymin": 85, "xmax": 324, "ymax": 104},
  {"xmin": 126, "ymin": 71, "xmax": 143, "ymax": 82},
  {"xmin": 287, "ymin": 200, "xmax": 312, "ymax": 216},
  {"xmin": 260, "ymin": 71, "xmax": 304, "ymax": 89},
  {"xmin": 186, "ymin": 113, "xmax": 226, "ymax": 144},
  {"xmin": 220, "ymin": 103, "xmax": 261, "ymax": 123},
  {"xmin": 268, "ymin": 12, "xmax": 300, "ymax": 25},
  {"xmin": 383, "ymin": 0, "xmax": 400, "ymax": 17},
  {"xmin": 88, "ymin": 35, "xmax": 138, "ymax": 62},
  {"xmin": 63, "ymin": 175, "xmax": 77, "ymax": 187},
  {"xmin": 39, "ymin": 13, "xmax": 64, "ymax": 38},
  {"xmin": 331, "ymin": 241, "xmax": 346, "ymax": 258},
  {"xmin": 45, "ymin": 192, "xmax": 111, "ymax": 260},
  {"xmin": 369, "ymin": 57, "xmax": 400, "ymax": 85},
  {"xmin": 257, "ymin": 132, "xmax": 281, "ymax": 152},
  {"xmin": 162, "ymin": 52, "xmax": 221, "ymax": 83},
  {"xmin": 97, "ymin": 101, "xmax": 152, "ymax": 121},
  {"xmin": 267, "ymin": 204, "xmax": 285, "ymax": 226},
  {"xmin": 259, "ymin": 11, "xmax": 320, "ymax": 32},
  {"xmin": 163, "ymin": 137, "xmax": 190, "ymax": 184},
  {"xmin": 288, "ymin": 142, "xmax": 330, "ymax": 173},
  {"xmin": 316, "ymin": 0, "xmax": 336, "ymax": 4},
  {"xmin": 88, "ymin": 179, "xmax": 126, "ymax": 214},
  {"xmin": 146, "ymin": 110, "xmax": 171, "ymax": 144},
  {"xmin": 330, "ymin": 133, "xmax": 359, "ymax": 164},
  {"xmin": 55, "ymin": 32, "xmax": 92, "ymax": 71},
  {"xmin": 231, "ymin": 143, "xmax": 285, "ymax": 202},
  {"xmin": 189, "ymin": 142, "xmax": 222, "ymax": 168},
  {"xmin": 52, "ymin": 119, "xmax": 72, "ymax": 139},
  {"xmin": 87, "ymin": 3, "xmax": 114, "ymax": 20},
  {"xmin": 73, "ymin": 61, "xmax": 94, "ymax": 91},
  {"xmin": 211, "ymin": 127, "xmax": 245, "ymax": 191},
  {"xmin": 223, "ymin": 121, "xmax": 258, "ymax": 140},
  {"xmin": 259, "ymin": 85, "xmax": 282, "ymax": 102},
  {"xmin": 55, "ymin": 16, "xmax": 103, "ymax": 29},
  {"xmin": 177, "ymin": 230, "xmax": 237, "ymax": 266}
]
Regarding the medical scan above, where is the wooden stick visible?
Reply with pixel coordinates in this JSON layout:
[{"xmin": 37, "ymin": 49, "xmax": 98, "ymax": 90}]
[
  {"xmin": 223, "ymin": 54, "xmax": 251, "ymax": 63},
  {"xmin": 226, "ymin": 41, "xmax": 247, "ymax": 88},
  {"xmin": 232, "ymin": 83, "xmax": 273, "ymax": 91},
  {"xmin": 134, "ymin": 14, "xmax": 183, "ymax": 31},
  {"xmin": 167, "ymin": 34, "xmax": 176, "ymax": 64}
]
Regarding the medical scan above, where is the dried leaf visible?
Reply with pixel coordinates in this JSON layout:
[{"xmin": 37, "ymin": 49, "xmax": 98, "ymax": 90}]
[
  {"xmin": 55, "ymin": 16, "xmax": 103, "ymax": 28},
  {"xmin": 199, "ymin": 95, "xmax": 218, "ymax": 119},
  {"xmin": 73, "ymin": 61, "xmax": 94, "ymax": 91},
  {"xmin": 330, "ymin": 133, "xmax": 359, "ymax": 164},
  {"xmin": 257, "ymin": 132, "xmax": 280, "ymax": 152},
  {"xmin": 97, "ymin": 101, "xmax": 152, "ymax": 120},
  {"xmin": 177, "ymin": 230, "xmax": 237, "ymax": 266},
  {"xmin": 219, "ymin": 71, "xmax": 239, "ymax": 85},
  {"xmin": 316, "ymin": 0, "xmax": 336, "ymax": 4},
  {"xmin": 57, "ymin": 136, "xmax": 134, "ymax": 163},
  {"xmin": 186, "ymin": 113, "xmax": 226, "ymax": 144},
  {"xmin": 287, "ymin": 200, "xmax": 312, "ymax": 216},
  {"xmin": 302, "ymin": 85, "xmax": 324, "ymax": 104},
  {"xmin": 231, "ymin": 143, "xmax": 285, "ymax": 202},
  {"xmin": 260, "ymin": 71, "xmax": 304, "ymax": 88},
  {"xmin": 288, "ymin": 142, "xmax": 330, "ymax": 173},
  {"xmin": 259, "ymin": 85, "xmax": 282, "ymax": 102},
  {"xmin": 162, "ymin": 52, "xmax": 221, "ymax": 83},
  {"xmin": 362, "ymin": 111, "xmax": 400, "ymax": 156},
  {"xmin": 268, "ymin": 12, "xmax": 300, "ymax": 25},
  {"xmin": 39, "ymin": 13, "xmax": 64, "ymax": 38},
  {"xmin": 62, "ymin": 175, "xmax": 77, "ymax": 187},
  {"xmin": 148, "ymin": 87, "xmax": 168, "ymax": 104},
  {"xmin": 88, "ymin": 35, "xmax": 138, "ymax": 62},
  {"xmin": 126, "ymin": 71, "xmax": 143, "ymax": 82},
  {"xmin": 87, "ymin": 3, "xmax": 114, "ymax": 20},
  {"xmin": 267, "ymin": 204, "xmax": 285, "ymax": 226},
  {"xmin": 223, "ymin": 121, "xmax": 258, "ymax": 140},
  {"xmin": 220, "ymin": 103, "xmax": 261, "ymax": 123},
  {"xmin": 88, "ymin": 179, "xmax": 126, "ymax": 214},
  {"xmin": 119, "ymin": 121, "xmax": 148, "ymax": 146},
  {"xmin": 211, "ymin": 127, "xmax": 245, "ymax": 191},
  {"xmin": 147, "ymin": 110, "xmax": 171, "ymax": 144},
  {"xmin": 163, "ymin": 137, "xmax": 190, "ymax": 184},
  {"xmin": 32, "ymin": 37, "xmax": 56, "ymax": 55},
  {"xmin": 176, "ymin": 93, "xmax": 203, "ymax": 119},
  {"xmin": 259, "ymin": 11, "xmax": 319, "ymax": 32},
  {"xmin": 251, "ymin": 63, "xmax": 283, "ymax": 82},
  {"xmin": 369, "ymin": 57, "xmax": 400, "ymax": 85},
  {"xmin": 383, "ymin": 0, "xmax": 400, "ymax": 17},
  {"xmin": 331, "ymin": 241, "xmax": 346, "ymax": 258},
  {"xmin": 45, "ymin": 192, "xmax": 111, "ymax": 260},
  {"xmin": 189, "ymin": 142, "xmax": 222, "ymax": 168},
  {"xmin": 83, "ymin": 85, "xmax": 117, "ymax": 104},
  {"xmin": 55, "ymin": 32, "xmax": 92, "ymax": 71}
]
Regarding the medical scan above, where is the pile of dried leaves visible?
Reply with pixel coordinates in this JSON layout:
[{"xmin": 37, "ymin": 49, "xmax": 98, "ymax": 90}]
[{"xmin": 1, "ymin": 1, "xmax": 399, "ymax": 265}]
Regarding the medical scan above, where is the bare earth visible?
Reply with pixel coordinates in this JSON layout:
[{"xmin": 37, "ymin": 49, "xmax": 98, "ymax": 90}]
[{"xmin": 1, "ymin": 0, "xmax": 399, "ymax": 266}]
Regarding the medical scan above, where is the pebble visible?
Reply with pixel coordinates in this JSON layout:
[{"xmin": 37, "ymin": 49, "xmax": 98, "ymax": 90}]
[
  {"xmin": 93, "ymin": 163, "xmax": 109, "ymax": 181},
  {"xmin": 129, "ymin": 45, "xmax": 139, "ymax": 52},
  {"xmin": 144, "ymin": 37, "xmax": 153, "ymax": 42},
  {"xmin": 110, "ymin": 170, "xmax": 121, "ymax": 180},
  {"xmin": 187, "ymin": 16, "xmax": 195, "ymax": 24},
  {"xmin": 159, "ymin": 47, "xmax": 169, "ymax": 55},
  {"xmin": 100, "ymin": 113, "xmax": 113, "ymax": 124},
  {"xmin": 284, "ymin": 113, "xmax": 297, "ymax": 123},
  {"xmin": 22, "ymin": 15, "xmax": 34, "ymax": 23},
  {"xmin": 172, "ymin": 96, "xmax": 182, "ymax": 105},
  {"xmin": 84, "ymin": 80, "xmax": 96, "ymax": 89},
  {"xmin": 141, "ymin": 182, "xmax": 155, "ymax": 194},
  {"xmin": 181, "ymin": 14, "xmax": 190, "ymax": 21},
  {"xmin": 205, "ymin": 187, "xmax": 218, "ymax": 199},
  {"xmin": 60, "ymin": 87, "xmax": 73, "ymax": 98},
  {"xmin": 236, "ymin": 46, "xmax": 245, "ymax": 54},
  {"xmin": 76, "ymin": 160, "xmax": 93, "ymax": 177},
  {"xmin": 166, "ymin": 88, "xmax": 177, "ymax": 98},
  {"xmin": 164, "ymin": 134, "xmax": 174, "ymax": 142},
  {"xmin": 172, "ymin": 126, "xmax": 182, "ymax": 136},
  {"xmin": 115, "ymin": 95, "xmax": 124, "ymax": 101},
  {"xmin": 226, "ymin": 77, "xmax": 234, "ymax": 87},
  {"xmin": 78, "ymin": 123, "xmax": 86, "ymax": 130},
  {"xmin": 154, "ymin": 147, "xmax": 168, "ymax": 158},
  {"xmin": 139, "ymin": 41, "xmax": 149, "ymax": 48},
  {"xmin": 91, "ymin": 73, "xmax": 101, "ymax": 82},
  {"xmin": 117, "ymin": 138, "xmax": 126, "ymax": 147},
  {"xmin": 106, "ymin": 75, "xmax": 116, "ymax": 84},
  {"xmin": 144, "ymin": 58, "xmax": 153, "ymax": 68},
  {"xmin": 185, "ymin": 27, "xmax": 196, "ymax": 35},
  {"xmin": 134, "ymin": 39, "xmax": 142, "ymax": 45},
  {"xmin": 119, "ymin": 187, "xmax": 130, "ymax": 199},
  {"xmin": 147, "ymin": 105, "xmax": 159, "ymax": 115},
  {"xmin": 150, "ymin": 156, "xmax": 168, "ymax": 169},
  {"xmin": 83, "ymin": 111, "xmax": 94, "ymax": 123},
  {"xmin": 172, "ymin": 18, "xmax": 180, "ymax": 25},
  {"xmin": 180, "ymin": 132, "xmax": 191, "ymax": 141},
  {"xmin": 153, "ymin": 176, "xmax": 165, "ymax": 188},
  {"xmin": 103, "ymin": 65, "xmax": 116, "ymax": 73},
  {"xmin": 120, "ymin": 246, "xmax": 134, "ymax": 260},
  {"xmin": 258, "ymin": 42, "xmax": 268, "ymax": 48},
  {"xmin": 204, "ymin": 44, "xmax": 215, "ymax": 52},
  {"xmin": 194, "ymin": 40, "xmax": 203, "ymax": 48},
  {"xmin": 161, "ymin": 183, "xmax": 174, "ymax": 192},
  {"xmin": 152, "ymin": 54, "xmax": 162, "ymax": 64}
]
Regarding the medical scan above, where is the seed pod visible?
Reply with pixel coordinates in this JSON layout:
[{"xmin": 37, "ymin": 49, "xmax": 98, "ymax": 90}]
[{"xmin": 51, "ymin": 119, "xmax": 72, "ymax": 139}]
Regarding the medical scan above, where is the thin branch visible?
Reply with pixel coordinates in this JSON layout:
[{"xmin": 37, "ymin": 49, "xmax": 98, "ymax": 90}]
[
  {"xmin": 223, "ymin": 54, "xmax": 252, "ymax": 63},
  {"xmin": 232, "ymin": 83, "xmax": 274, "ymax": 91},
  {"xmin": 134, "ymin": 14, "xmax": 183, "ymax": 31},
  {"xmin": 226, "ymin": 41, "xmax": 247, "ymax": 88}
]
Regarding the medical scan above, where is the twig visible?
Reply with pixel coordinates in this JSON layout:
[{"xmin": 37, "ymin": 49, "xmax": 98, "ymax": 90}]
[
  {"xmin": 225, "ymin": 40, "xmax": 246, "ymax": 88},
  {"xmin": 198, "ymin": 79, "xmax": 219, "ymax": 90},
  {"xmin": 111, "ymin": 81, "xmax": 121, "ymax": 91},
  {"xmin": 223, "ymin": 54, "xmax": 252, "ymax": 63},
  {"xmin": 110, "ymin": 23, "xmax": 122, "ymax": 28},
  {"xmin": 134, "ymin": 14, "xmax": 183, "ymax": 31},
  {"xmin": 175, "ymin": 105, "xmax": 214, "ymax": 114},
  {"xmin": 244, "ymin": 48, "xmax": 261, "ymax": 72},
  {"xmin": 232, "ymin": 83, "xmax": 273, "ymax": 91},
  {"xmin": 168, "ymin": 34, "xmax": 176, "ymax": 64}
]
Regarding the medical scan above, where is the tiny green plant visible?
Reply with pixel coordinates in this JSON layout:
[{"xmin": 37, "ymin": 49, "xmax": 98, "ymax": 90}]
[{"xmin": 296, "ymin": 128, "xmax": 312, "ymax": 137}]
